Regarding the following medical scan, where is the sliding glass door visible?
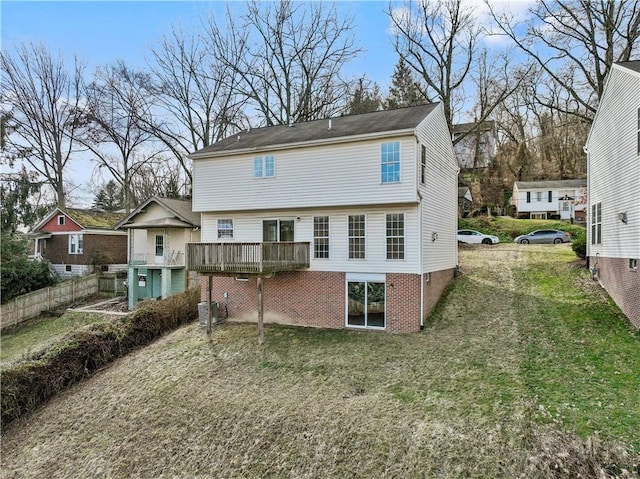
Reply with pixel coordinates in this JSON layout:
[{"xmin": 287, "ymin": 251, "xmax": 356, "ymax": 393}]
[{"xmin": 347, "ymin": 279, "xmax": 385, "ymax": 329}]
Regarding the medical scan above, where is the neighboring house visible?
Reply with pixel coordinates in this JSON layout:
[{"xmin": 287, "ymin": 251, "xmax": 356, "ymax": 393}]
[
  {"xmin": 458, "ymin": 186, "xmax": 473, "ymax": 217},
  {"xmin": 31, "ymin": 207, "xmax": 127, "ymax": 278},
  {"xmin": 511, "ymin": 179, "xmax": 587, "ymax": 221},
  {"xmin": 453, "ymin": 121, "xmax": 496, "ymax": 170},
  {"xmin": 585, "ymin": 60, "xmax": 640, "ymax": 329},
  {"xmin": 187, "ymin": 104, "xmax": 459, "ymax": 333},
  {"xmin": 115, "ymin": 196, "xmax": 201, "ymax": 310}
]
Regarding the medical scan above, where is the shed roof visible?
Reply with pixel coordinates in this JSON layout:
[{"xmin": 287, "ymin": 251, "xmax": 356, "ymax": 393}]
[{"xmin": 191, "ymin": 103, "xmax": 439, "ymax": 157}]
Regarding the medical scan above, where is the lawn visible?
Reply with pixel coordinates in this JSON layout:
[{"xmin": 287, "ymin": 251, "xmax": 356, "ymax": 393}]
[
  {"xmin": 2, "ymin": 245, "xmax": 639, "ymax": 478},
  {"xmin": 1, "ymin": 311, "xmax": 108, "ymax": 363}
]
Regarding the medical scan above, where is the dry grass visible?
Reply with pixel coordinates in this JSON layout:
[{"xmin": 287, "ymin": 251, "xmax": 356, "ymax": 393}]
[{"xmin": 1, "ymin": 245, "xmax": 638, "ymax": 478}]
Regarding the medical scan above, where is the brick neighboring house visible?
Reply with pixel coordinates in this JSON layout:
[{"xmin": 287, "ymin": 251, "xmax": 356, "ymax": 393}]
[
  {"xmin": 187, "ymin": 104, "xmax": 459, "ymax": 333},
  {"xmin": 585, "ymin": 60, "xmax": 640, "ymax": 329},
  {"xmin": 31, "ymin": 207, "xmax": 127, "ymax": 278},
  {"xmin": 511, "ymin": 179, "xmax": 588, "ymax": 221},
  {"xmin": 115, "ymin": 196, "xmax": 201, "ymax": 310}
]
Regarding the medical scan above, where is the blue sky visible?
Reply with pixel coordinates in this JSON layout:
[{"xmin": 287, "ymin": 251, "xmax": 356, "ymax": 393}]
[{"xmin": 1, "ymin": 1, "xmax": 399, "ymax": 88}]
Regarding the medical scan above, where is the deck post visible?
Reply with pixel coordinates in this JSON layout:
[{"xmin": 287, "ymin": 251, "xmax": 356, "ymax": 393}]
[
  {"xmin": 207, "ymin": 275, "xmax": 213, "ymax": 342},
  {"xmin": 257, "ymin": 276, "xmax": 264, "ymax": 345}
]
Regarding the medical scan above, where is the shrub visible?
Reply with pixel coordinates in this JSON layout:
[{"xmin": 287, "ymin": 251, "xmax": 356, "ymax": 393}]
[
  {"xmin": 1, "ymin": 288, "xmax": 199, "ymax": 428},
  {"xmin": 572, "ymin": 231, "xmax": 587, "ymax": 259}
]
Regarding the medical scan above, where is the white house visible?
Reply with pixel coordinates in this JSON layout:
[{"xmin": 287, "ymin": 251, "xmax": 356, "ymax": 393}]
[
  {"xmin": 188, "ymin": 104, "xmax": 459, "ymax": 333},
  {"xmin": 511, "ymin": 179, "xmax": 587, "ymax": 221},
  {"xmin": 115, "ymin": 197, "xmax": 201, "ymax": 310},
  {"xmin": 585, "ymin": 60, "xmax": 640, "ymax": 329}
]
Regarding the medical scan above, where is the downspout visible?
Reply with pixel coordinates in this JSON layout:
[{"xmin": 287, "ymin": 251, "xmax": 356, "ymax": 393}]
[{"xmin": 416, "ymin": 137, "xmax": 425, "ymax": 330}]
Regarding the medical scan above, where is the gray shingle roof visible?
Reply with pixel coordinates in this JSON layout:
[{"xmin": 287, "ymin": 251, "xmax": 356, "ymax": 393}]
[
  {"xmin": 617, "ymin": 60, "xmax": 640, "ymax": 74},
  {"xmin": 191, "ymin": 104, "xmax": 439, "ymax": 157},
  {"xmin": 115, "ymin": 196, "xmax": 199, "ymax": 230},
  {"xmin": 514, "ymin": 179, "xmax": 587, "ymax": 190}
]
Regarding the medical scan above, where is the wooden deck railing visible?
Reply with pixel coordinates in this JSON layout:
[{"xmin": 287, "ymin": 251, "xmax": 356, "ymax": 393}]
[{"xmin": 186, "ymin": 242, "xmax": 310, "ymax": 274}]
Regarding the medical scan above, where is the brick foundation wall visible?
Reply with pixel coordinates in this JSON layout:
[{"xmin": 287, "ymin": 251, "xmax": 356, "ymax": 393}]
[
  {"xmin": 199, "ymin": 270, "xmax": 443, "ymax": 333},
  {"xmin": 590, "ymin": 255, "xmax": 640, "ymax": 329},
  {"xmin": 423, "ymin": 268, "xmax": 455, "ymax": 319}
]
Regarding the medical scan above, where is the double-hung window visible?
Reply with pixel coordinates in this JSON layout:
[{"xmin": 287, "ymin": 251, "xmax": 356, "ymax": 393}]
[
  {"xmin": 536, "ymin": 191, "xmax": 543, "ymax": 202},
  {"xmin": 69, "ymin": 234, "xmax": 83, "ymax": 254},
  {"xmin": 217, "ymin": 219, "xmax": 234, "ymax": 239},
  {"xmin": 386, "ymin": 213, "xmax": 404, "ymax": 260},
  {"xmin": 155, "ymin": 235, "xmax": 164, "ymax": 256},
  {"xmin": 591, "ymin": 202, "xmax": 602, "ymax": 245},
  {"xmin": 348, "ymin": 215, "xmax": 365, "ymax": 259},
  {"xmin": 381, "ymin": 142, "xmax": 400, "ymax": 183},
  {"xmin": 254, "ymin": 155, "xmax": 275, "ymax": 178},
  {"xmin": 313, "ymin": 216, "xmax": 329, "ymax": 259}
]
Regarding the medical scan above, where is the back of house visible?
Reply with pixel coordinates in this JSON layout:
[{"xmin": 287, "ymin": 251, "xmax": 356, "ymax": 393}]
[{"xmin": 188, "ymin": 104, "xmax": 459, "ymax": 333}]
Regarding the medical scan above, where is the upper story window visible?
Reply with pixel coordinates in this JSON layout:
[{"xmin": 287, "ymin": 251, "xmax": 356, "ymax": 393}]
[
  {"xmin": 217, "ymin": 219, "xmax": 234, "ymax": 239},
  {"xmin": 348, "ymin": 215, "xmax": 365, "ymax": 259},
  {"xmin": 526, "ymin": 192, "xmax": 531, "ymax": 203},
  {"xmin": 155, "ymin": 235, "xmax": 164, "ymax": 256},
  {"xmin": 381, "ymin": 142, "xmax": 400, "ymax": 183},
  {"xmin": 420, "ymin": 145, "xmax": 426, "ymax": 184},
  {"xmin": 548, "ymin": 191, "xmax": 552, "ymax": 202},
  {"xmin": 313, "ymin": 216, "xmax": 329, "ymax": 259},
  {"xmin": 591, "ymin": 202, "xmax": 602, "ymax": 245},
  {"xmin": 57, "ymin": 215, "xmax": 65, "ymax": 226},
  {"xmin": 69, "ymin": 234, "xmax": 83, "ymax": 254},
  {"xmin": 536, "ymin": 191, "xmax": 543, "ymax": 202},
  {"xmin": 386, "ymin": 213, "xmax": 405, "ymax": 260},
  {"xmin": 254, "ymin": 155, "xmax": 275, "ymax": 178}
]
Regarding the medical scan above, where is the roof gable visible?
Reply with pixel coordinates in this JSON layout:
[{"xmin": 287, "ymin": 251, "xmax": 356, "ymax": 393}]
[
  {"xmin": 115, "ymin": 196, "xmax": 199, "ymax": 230},
  {"xmin": 33, "ymin": 207, "xmax": 125, "ymax": 232},
  {"xmin": 191, "ymin": 104, "xmax": 439, "ymax": 157}
]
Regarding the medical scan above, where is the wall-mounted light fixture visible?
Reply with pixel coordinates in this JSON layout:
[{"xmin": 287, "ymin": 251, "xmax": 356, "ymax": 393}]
[
  {"xmin": 618, "ymin": 212, "xmax": 628, "ymax": 224},
  {"xmin": 431, "ymin": 232, "xmax": 438, "ymax": 242}
]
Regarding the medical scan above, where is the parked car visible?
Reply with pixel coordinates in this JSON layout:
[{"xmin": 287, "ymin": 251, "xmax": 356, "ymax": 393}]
[
  {"xmin": 457, "ymin": 229, "xmax": 500, "ymax": 245},
  {"xmin": 514, "ymin": 229, "xmax": 571, "ymax": 244}
]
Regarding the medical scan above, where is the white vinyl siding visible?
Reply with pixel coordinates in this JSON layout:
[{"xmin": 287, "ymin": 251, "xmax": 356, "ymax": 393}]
[
  {"xmin": 193, "ymin": 136, "xmax": 418, "ymax": 212},
  {"xmin": 586, "ymin": 65, "xmax": 640, "ymax": 259},
  {"xmin": 200, "ymin": 206, "xmax": 421, "ymax": 274},
  {"xmin": 415, "ymin": 104, "xmax": 458, "ymax": 273}
]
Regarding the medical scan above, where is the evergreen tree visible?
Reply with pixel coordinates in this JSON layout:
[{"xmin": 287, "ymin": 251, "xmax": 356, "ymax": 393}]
[
  {"xmin": 0, "ymin": 167, "xmax": 48, "ymax": 235},
  {"xmin": 347, "ymin": 78, "xmax": 381, "ymax": 115},
  {"xmin": 385, "ymin": 58, "xmax": 423, "ymax": 109},
  {"xmin": 93, "ymin": 180, "xmax": 124, "ymax": 212}
]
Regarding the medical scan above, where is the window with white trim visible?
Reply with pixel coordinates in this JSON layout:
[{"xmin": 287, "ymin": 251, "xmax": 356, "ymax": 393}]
[
  {"xmin": 217, "ymin": 219, "xmax": 234, "ymax": 239},
  {"xmin": 386, "ymin": 213, "xmax": 404, "ymax": 259},
  {"xmin": 591, "ymin": 202, "xmax": 602, "ymax": 245},
  {"xmin": 57, "ymin": 215, "xmax": 65, "ymax": 226},
  {"xmin": 313, "ymin": 216, "xmax": 329, "ymax": 259},
  {"xmin": 348, "ymin": 215, "xmax": 365, "ymax": 259},
  {"xmin": 155, "ymin": 235, "xmax": 164, "ymax": 256},
  {"xmin": 381, "ymin": 142, "xmax": 400, "ymax": 183},
  {"xmin": 254, "ymin": 155, "xmax": 275, "ymax": 178},
  {"xmin": 536, "ymin": 191, "xmax": 543, "ymax": 202},
  {"xmin": 68, "ymin": 234, "xmax": 83, "ymax": 254}
]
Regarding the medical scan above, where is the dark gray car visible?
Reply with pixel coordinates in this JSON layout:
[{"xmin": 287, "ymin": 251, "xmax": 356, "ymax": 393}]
[{"xmin": 514, "ymin": 229, "xmax": 571, "ymax": 244}]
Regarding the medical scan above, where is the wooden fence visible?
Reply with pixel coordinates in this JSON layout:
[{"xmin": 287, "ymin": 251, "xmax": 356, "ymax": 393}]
[{"xmin": 1, "ymin": 275, "xmax": 99, "ymax": 330}]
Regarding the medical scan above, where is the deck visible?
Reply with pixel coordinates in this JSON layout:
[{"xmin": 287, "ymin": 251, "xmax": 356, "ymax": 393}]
[{"xmin": 186, "ymin": 242, "xmax": 310, "ymax": 274}]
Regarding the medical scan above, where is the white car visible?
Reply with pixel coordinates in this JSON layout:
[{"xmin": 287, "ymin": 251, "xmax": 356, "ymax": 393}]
[{"xmin": 457, "ymin": 229, "xmax": 499, "ymax": 245}]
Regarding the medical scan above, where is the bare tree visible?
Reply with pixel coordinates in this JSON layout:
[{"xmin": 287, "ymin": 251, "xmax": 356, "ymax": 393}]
[
  {"xmin": 487, "ymin": 0, "xmax": 640, "ymax": 121},
  {"xmin": 389, "ymin": 0, "xmax": 524, "ymax": 143},
  {"xmin": 78, "ymin": 62, "xmax": 164, "ymax": 213},
  {"xmin": 0, "ymin": 43, "xmax": 85, "ymax": 206},
  {"xmin": 207, "ymin": 0, "xmax": 361, "ymax": 126},
  {"xmin": 139, "ymin": 26, "xmax": 248, "ymax": 184}
]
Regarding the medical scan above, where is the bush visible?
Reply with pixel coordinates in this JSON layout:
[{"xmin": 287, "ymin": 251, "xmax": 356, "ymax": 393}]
[
  {"xmin": 1, "ymin": 288, "xmax": 199, "ymax": 428},
  {"xmin": 1, "ymin": 234, "xmax": 56, "ymax": 304},
  {"xmin": 572, "ymin": 231, "xmax": 587, "ymax": 259}
]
